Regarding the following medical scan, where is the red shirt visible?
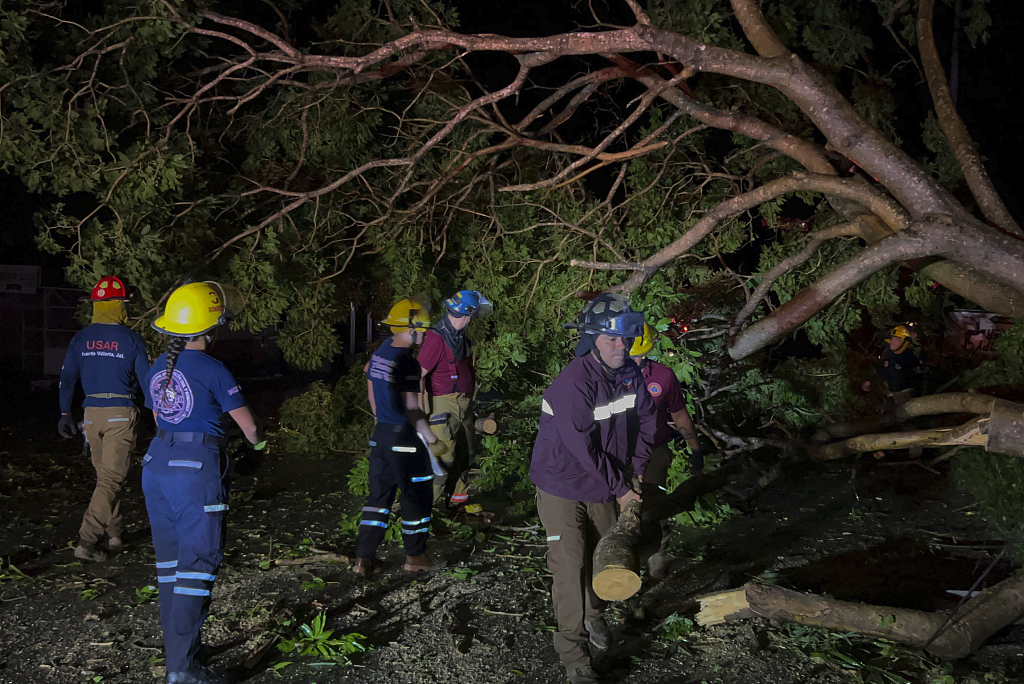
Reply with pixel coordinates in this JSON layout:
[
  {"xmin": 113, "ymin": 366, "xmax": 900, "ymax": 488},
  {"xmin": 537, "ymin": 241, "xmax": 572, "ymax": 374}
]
[
  {"xmin": 418, "ymin": 329, "xmax": 475, "ymax": 396},
  {"xmin": 640, "ymin": 360, "xmax": 687, "ymax": 447}
]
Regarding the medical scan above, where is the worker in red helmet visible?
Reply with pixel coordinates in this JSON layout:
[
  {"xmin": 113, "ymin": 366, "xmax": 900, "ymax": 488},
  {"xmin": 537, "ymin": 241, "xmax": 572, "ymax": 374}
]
[
  {"xmin": 629, "ymin": 322, "xmax": 704, "ymax": 579},
  {"xmin": 58, "ymin": 276, "xmax": 151, "ymax": 562}
]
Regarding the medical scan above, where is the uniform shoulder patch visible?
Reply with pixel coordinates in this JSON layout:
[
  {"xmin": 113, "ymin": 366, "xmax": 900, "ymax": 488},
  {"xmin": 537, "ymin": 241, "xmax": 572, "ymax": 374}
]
[{"xmin": 648, "ymin": 382, "xmax": 663, "ymax": 396}]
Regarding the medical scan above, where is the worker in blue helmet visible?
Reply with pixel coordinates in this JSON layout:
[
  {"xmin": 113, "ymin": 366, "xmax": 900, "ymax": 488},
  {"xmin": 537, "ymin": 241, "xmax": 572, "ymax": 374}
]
[
  {"xmin": 418, "ymin": 289, "xmax": 492, "ymax": 508},
  {"xmin": 530, "ymin": 293, "xmax": 658, "ymax": 684}
]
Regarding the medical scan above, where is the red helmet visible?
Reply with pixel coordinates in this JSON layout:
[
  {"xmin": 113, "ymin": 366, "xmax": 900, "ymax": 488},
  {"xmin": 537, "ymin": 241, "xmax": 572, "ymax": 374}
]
[{"xmin": 90, "ymin": 276, "xmax": 128, "ymax": 301}]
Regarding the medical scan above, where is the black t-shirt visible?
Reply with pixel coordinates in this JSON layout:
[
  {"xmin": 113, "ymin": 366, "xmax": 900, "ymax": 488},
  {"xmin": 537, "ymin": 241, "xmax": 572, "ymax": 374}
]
[
  {"xmin": 366, "ymin": 339, "xmax": 420, "ymax": 425},
  {"xmin": 877, "ymin": 348, "xmax": 919, "ymax": 392}
]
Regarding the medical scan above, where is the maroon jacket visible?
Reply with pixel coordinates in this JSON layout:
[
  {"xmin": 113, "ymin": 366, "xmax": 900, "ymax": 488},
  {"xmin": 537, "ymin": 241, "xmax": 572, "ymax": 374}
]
[
  {"xmin": 419, "ymin": 329, "xmax": 474, "ymax": 396},
  {"xmin": 530, "ymin": 353, "xmax": 657, "ymax": 503},
  {"xmin": 640, "ymin": 360, "xmax": 687, "ymax": 448}
]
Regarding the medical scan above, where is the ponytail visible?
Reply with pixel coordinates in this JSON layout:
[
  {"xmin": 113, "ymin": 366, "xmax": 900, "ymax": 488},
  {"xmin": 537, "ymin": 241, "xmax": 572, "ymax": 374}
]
[{"xmin": 160, "ymin": 336, "xmax": 188, "ymax": 403}]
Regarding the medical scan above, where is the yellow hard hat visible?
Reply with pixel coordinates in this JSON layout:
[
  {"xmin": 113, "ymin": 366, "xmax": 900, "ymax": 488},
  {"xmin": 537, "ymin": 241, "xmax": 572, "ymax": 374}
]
[
  {"xmin": 630, "ymin": 322, "xmax": 657, "ymax": 357},
  {"xmin": 889, "ymin": 325, "xmax": 912, "ymax": 339},
  {"xmin": 153, "ymin": 282, "xmax": 234, "ymax": 337},
  {"xmin": 382, "ymin": 298, "xmax": 431, "ymax": 331}
]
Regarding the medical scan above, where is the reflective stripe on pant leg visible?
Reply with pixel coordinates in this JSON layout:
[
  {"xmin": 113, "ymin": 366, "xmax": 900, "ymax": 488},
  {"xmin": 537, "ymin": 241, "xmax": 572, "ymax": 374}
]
[
  {"xmin": 356, "ymin": 433, "xmax": 400, "ymax": 560},
  {"xmin": 142, "ymin": 447, "xmax": 178, "ymax": 659},
  {"xmin": 536, "ymin": 488, "xmax": 591, "ymax": 671},
  {"xmin": 162, "ymin": 442, "xmax": 225, "ymax": 673},
  {"xmin": 398, "ymin": 444, "xmax": 434, "ymax": 557}
]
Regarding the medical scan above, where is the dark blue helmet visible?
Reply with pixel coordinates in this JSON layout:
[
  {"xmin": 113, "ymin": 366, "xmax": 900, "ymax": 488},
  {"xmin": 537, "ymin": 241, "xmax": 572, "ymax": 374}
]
[
  {"xmin": 444, "ymin": 290, "xmax": 493, "ymax": 318},
  {"xmin": 565, "ymin": 293, "xmax": 644, "ymax": 337}
]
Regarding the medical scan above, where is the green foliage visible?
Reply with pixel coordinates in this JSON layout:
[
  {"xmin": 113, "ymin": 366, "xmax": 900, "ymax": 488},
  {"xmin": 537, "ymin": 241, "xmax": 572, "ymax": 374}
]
[
  {"xmin": 659, "ymin": 613, "xmax": 695, "ymax": 641},
  {"xmin": 277, "ymin": 613, "xmax": 368, "ymax": 665},
  {"xmin": 953, "ymin": 448, "xmax": 1024, "ymax": 563},
  {"xmin": 134, "ymin": 584, "xmax": 158, "ymax": 606},
  {"xmin": 278, "ymin": 365, "xmax": 374, "ymax": 457}
]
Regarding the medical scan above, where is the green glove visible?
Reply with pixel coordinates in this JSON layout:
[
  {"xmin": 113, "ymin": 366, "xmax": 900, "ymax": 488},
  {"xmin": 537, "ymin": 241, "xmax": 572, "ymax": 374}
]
[{"xmin": 253, "ymin": 440, "xmax": 267, "ymax": 451}]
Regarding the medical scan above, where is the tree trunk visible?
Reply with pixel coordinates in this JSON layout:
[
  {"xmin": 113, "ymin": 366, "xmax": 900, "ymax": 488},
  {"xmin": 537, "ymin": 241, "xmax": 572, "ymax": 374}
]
[
  {"xmin": 592, "ymin": 460, "xmax": 748, "ymax": 601},
  {"xmin": 592, "ymin": 500, "xmax": 643, "ymax": 601},
  {"xmin": 731, "ymin": 575, "xmax": 1024, "ymax": 660}
]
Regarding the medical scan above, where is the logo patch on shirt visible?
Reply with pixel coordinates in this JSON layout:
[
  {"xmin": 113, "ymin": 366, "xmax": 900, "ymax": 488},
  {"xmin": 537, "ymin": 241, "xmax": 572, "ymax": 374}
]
[
  {"xmin": 150, "ymin": 369, "xmax": 194, "ymax": 424},
  {"xmin": 227, "ymin": 386, "xmax": 240, "ymax": 396},
  {"xmin": 648, "ymin": 382, "xmax": 663, "ymax": 397},
  {"xmin": 624, "ymin": 377, "xmax": 633, "ymax": 387}
]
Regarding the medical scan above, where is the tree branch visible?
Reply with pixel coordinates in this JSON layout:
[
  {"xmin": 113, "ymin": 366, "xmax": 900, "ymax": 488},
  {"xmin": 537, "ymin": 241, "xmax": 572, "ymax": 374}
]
[
  {"xmin": 610, "ymin": 173, "xmax": 909, "ymax": 293},
  {"xmin": 731, "ymin": 222, "xmax": 863, "ymax": 331},
  {"xmin": 917, "ymin": 0, "xmax": 1021, "ymax": 235}
]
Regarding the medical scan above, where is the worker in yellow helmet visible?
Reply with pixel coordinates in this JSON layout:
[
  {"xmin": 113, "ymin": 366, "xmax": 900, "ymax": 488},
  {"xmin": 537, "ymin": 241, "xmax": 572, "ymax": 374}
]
[
  {"xmin": 353, "ymin": 298, "xmax": 447, "ymax": 577},
  {"xmin": 876, "ymin": 324, "xmax": 921, "ymax": 411},
  {"xmin": 629, "ymin": 322, "xmax": 704, "ymax": 579},
  {"xmin": 142, "ymin": 281, "xmax": 264, "ymax": 684}
]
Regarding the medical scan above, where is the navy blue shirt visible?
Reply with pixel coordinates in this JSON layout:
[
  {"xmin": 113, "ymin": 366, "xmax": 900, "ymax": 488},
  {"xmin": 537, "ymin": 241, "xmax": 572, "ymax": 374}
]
[
  {"xmin": 366, "ymin": 339, "xmax": 420, "ymax": 426},
  {"xmin": 143, "ymin": 350, "xmax": 246, "ymax": 438},
  {"xmin": 59, "ymin": 323, "xmax": 151, "ymax": 413}
]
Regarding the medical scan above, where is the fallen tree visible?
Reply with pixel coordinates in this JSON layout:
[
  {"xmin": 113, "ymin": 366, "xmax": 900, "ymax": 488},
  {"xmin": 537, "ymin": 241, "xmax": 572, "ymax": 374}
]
[
  {"xmin": 812, "ymin": 394, "xmax": 1024, "ymax": 461},
  {"xmin": 696, "ymin": 574, "xmax": 1024, "ymax": 660}
]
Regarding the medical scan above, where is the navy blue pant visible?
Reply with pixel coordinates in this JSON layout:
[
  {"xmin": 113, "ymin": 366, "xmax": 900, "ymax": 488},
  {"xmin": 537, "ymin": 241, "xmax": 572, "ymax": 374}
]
[
  {"xmin": 356, "ymin": 424, "xmax": 434, "ymax": 560},
  {"xmin": 142, "ymin": 437, "xmax": 228, "ymax": 673}
]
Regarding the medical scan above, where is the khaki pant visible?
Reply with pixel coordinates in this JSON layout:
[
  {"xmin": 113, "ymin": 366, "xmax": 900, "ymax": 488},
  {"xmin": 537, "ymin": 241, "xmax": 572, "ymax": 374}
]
[
  {"xmin": 537, "ymin": 488, "xmax": 618, "ymax": 670},
  {"xmin": 428, "ymin": 393, "xmax": 473, "ymax": 504},
  {"xmin": 80, "ymin": 406, "xmax": 138, "ymax": 544}
]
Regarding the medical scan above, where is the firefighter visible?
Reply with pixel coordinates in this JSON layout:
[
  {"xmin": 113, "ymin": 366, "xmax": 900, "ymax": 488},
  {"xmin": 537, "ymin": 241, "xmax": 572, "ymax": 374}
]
[
  {"xmin": 876, "ymin": 325, "xmax": 921, "ymax": 411},
  {"xmin": 142, "ymin": 282, "xmax": 265, "ymax": 684},
  {"xmin": 58, "ymin": 276, "xmax": 151, "ymax": 562},
  {"xmin": 629, "ymin": 322, "xmax": 703, "ymax": 579},
  {"xmin": 530, "ymin": 294, "xmax": 658, "ymax": 684},
  {"xmin": 418, "ymin": 289, "xmax": 492, "ymax": 507},
  {"xmin": 353, "ymin": 299, "xmax": 448, "ymax": 577}
]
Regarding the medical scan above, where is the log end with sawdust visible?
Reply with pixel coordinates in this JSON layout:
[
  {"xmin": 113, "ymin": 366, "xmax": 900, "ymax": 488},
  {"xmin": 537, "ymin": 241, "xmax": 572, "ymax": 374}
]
[{"xmin": 593, "ymin": 500, "xmax": 643, "ymax": 601}]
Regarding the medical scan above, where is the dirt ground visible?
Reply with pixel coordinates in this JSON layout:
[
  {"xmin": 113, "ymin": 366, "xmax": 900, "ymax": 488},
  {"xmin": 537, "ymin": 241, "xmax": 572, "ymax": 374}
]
[{"xmin": 2, "ymin": 392, "xmax": 1024, "ymax": 684}]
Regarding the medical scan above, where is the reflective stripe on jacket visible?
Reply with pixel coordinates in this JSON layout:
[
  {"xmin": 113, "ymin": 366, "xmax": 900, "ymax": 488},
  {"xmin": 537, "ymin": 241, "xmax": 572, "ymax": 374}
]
[{"xmin": 529, "ymin": 353, "xmax": 657, "ymax": 503}]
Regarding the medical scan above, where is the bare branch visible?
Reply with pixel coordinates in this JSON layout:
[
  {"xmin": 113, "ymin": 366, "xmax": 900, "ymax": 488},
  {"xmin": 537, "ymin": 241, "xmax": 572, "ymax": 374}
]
[
  {"xmin": 607, "ymin": 173, "xmax": 909, "ymax": 293},
  {"xmin": 917, "ymin": 0, "xmax": 1021, "ymax": 235},
  {"xmin": 732, "ymin": 222, "xmax": 864, "ymax": 331}
]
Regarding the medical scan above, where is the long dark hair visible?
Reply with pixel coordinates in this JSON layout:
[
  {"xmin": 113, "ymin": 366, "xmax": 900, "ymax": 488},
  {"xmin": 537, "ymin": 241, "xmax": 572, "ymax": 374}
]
[{"xmin": 159, "ymin": 336, "xmax": 189, "ymax": 403}]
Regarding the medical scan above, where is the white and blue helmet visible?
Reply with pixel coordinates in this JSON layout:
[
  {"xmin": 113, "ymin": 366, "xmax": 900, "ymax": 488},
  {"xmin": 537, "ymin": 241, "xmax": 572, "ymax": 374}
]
[{"xmin": 444, "ymin": 290, "xmax": 493, "ymax": 318}]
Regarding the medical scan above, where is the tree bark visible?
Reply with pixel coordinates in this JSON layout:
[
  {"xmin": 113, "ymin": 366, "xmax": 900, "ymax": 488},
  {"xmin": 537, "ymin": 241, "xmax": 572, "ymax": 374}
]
[
  {"xmin": 738, "ymin": 575, "xmax": 1024, "ymax": 660},
  {"xmin": 917, "ymin": 0, "xmax": 1021, "ymax": 235},
  {"xmin": 592, "ymin": 500, "xmax": 643, "ymax": 601}
]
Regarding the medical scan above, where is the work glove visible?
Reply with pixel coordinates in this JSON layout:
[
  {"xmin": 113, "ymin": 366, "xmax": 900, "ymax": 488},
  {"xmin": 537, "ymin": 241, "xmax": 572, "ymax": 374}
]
[
  {"xmin": 687, "ymin": 447, "xmax": 705, "ymax": 474},
  {"xmin": 58, "ymin": 414, "xmax": 79, "ymax": 439},
  {"xmin": 418, "ymin": 433, "xmax": 449, "ymax": 476}
]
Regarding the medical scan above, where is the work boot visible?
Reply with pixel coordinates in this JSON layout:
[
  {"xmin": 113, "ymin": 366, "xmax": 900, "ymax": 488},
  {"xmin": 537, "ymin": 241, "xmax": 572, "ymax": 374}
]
[
  {"xmin": 351, "ymin": 558, "xmax": 373, "ymax": 576},
  {"xmin": 584, "ymin": 616, "xmax": 611, "ymax": 651},
  {"xmin": 166, "ymin": 664, "xmax": 231, "ymax": 684},
  {"xmin": 565, "ymin": 664, "xmax": 600, "ymax": 684},
  {"xmin": 74, "ymin": 542, "xmax": 107, "ymax": 562},
  {"xmin": 403, "ymin": 552, "xmax": 446, "ymax": 573}
]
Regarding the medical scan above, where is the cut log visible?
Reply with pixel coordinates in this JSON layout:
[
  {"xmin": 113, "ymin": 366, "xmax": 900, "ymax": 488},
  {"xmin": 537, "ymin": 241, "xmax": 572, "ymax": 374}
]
[
  {"xmin": 699, "ymin": 573, "xmax": 1024, "ymax": 660},
  {"xmin": 592, "ymin": 500, "xmax": 643, "ymax": 601},
  {"xmin": 474, "ymin": 414, "xmax": 497, "ymax": 434}
]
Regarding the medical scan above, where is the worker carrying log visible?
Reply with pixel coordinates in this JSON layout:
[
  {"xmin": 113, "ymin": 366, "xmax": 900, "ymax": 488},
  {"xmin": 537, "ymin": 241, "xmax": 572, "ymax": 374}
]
[
  {"xmin": 528, "ymin": 294, "xmax": 657, "ymax": 684},
  {"xmin": 629, "ymin": 322, "xmax": 704, "ymax": 579}
]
